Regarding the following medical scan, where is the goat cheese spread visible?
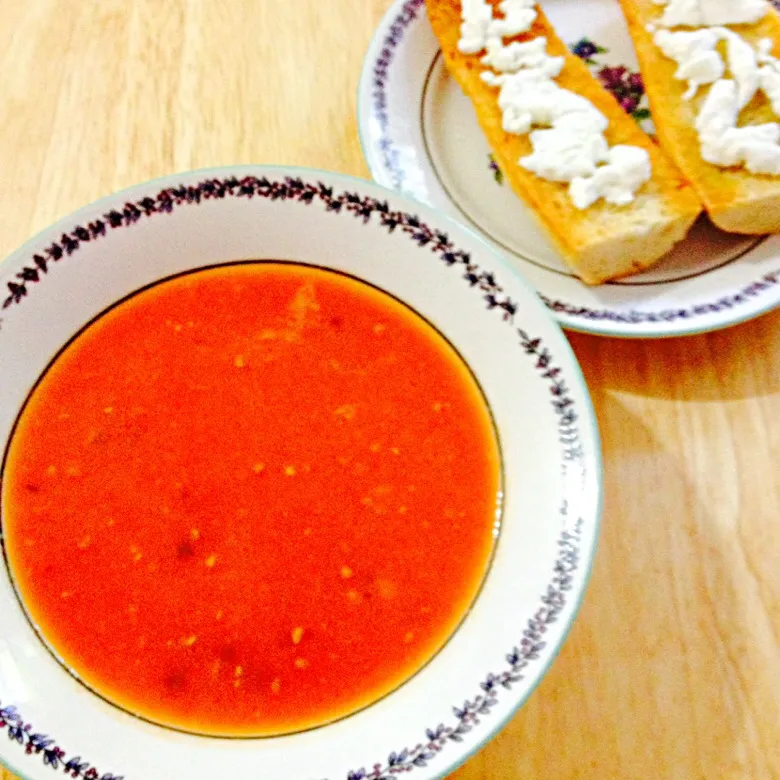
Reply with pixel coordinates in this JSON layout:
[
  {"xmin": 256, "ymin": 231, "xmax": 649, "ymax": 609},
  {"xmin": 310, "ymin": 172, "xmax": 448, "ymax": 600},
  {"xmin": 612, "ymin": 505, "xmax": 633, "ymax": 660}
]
[{"xmin": 458, "ymin": 0, "xmax": 651, "ymax": 208}]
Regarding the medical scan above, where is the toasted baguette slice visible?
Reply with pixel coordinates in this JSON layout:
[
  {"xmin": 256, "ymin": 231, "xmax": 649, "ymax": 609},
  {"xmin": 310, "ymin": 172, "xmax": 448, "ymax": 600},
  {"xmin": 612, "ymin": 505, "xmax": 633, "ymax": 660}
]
[
  {"xmin": 426, "ymin": 0, "xmax": 701, "ymax": 284},
  {"xmin": 621, "ymin": 0, "xmax": 780, "ymax": 234}
]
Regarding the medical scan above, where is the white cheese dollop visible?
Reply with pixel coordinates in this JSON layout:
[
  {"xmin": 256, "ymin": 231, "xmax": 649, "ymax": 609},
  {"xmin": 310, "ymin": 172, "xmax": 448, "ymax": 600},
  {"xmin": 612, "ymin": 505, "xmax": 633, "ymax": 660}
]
[
  {"xmin": 569, "ymin": 146, "xmax": 654, "ymax": 209},
  {"xmin": 695, "ymin": 78, "xmax": 740, "ymax": 136},
  {"xmin": 703, "ymin": 124, "xmax": 780, "ymax": 173},
  {"xmin": 654, "ymin": 27, "xmax": 759, "ymax": 105},
  {"xmin": 521, "ymin": 113, "xmax": 611, "ymax": 181},
  {"xmin": 724, "ymin": 28, "xmax": 760, "ymax": 108},
  {"xmin": 655, "ymin": 0, "xmax": 768, "ymax": 28},
  {"xmin": 481, "ymin": 36, "xmax": 551, "ymax": 72},
  {"xmin": 489, "ymin": 0, "xmax": 537, "ymax": 38},
  {"xmin": 459, "ymin": 0, "xmax": 494, "ymax": 55},
  {"xmin": 654, "ymin": 28, "xmax": 724, "ymax": 100},
  {"xmin": 482, "ymin": 71, "xmax": 576, "ymax": 135},
  {"xmin": 696, "ymin": 79, "xmax": 780, "ymax": 173},
  {"xmin": 458, "ymin": 0, "xmax": 536, "ymax": 55}
]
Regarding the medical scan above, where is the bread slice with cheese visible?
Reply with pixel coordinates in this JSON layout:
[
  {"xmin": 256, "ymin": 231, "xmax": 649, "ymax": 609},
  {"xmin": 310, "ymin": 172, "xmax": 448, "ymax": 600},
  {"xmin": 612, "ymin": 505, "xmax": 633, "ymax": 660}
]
[
  {"xmin": 620, "ymin": 0, "xmax": 780, "ymax": 234},
  {"xmin": 426, "ymin": 0, "xmax": 702, "ymax": 285}
]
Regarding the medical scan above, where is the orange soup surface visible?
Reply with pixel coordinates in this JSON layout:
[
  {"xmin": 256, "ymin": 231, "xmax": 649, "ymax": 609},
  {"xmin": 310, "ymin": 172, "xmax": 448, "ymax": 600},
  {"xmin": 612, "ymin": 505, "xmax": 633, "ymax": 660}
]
[{"xmin": 2, "ymin": 263, "xmax": 500, "ymax": 735}]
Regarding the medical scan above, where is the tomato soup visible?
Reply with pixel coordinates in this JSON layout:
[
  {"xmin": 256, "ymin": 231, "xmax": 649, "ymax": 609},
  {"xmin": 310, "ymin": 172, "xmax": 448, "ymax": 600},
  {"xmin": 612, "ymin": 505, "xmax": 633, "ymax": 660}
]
[{"xmin": 2, "ymin": 263, "xmax": 501, "ymax": 736}]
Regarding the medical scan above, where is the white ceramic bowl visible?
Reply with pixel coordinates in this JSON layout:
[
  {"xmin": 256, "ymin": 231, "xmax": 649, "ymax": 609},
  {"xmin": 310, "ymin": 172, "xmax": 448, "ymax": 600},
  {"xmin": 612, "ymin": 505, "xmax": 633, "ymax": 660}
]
[{"xmin": 0, "ymin": 166, "xmax": 601, "ymax": 780}]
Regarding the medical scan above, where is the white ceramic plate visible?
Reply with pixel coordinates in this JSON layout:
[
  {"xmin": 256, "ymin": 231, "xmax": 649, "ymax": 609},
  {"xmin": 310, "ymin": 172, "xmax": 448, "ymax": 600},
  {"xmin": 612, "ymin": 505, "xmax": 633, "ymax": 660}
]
[
  {"xmin": 357, "ymin": 0, "xmax": 780, "ymax": 338},
  {"xmin": 0, "ymin": 167, "xmax": 600, "ymax": 780}
]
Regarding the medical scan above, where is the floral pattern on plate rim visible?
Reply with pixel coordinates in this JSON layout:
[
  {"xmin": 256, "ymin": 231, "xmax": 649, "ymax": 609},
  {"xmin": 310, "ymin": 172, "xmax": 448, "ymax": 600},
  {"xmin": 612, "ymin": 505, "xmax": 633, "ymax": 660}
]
[
  {"xmin": 371, "ymin": 0, "xmax": 426, "ymax": 193},
  {"xmin": 0, "ymin": 174, "xmax": 589, "ymax": 779}
]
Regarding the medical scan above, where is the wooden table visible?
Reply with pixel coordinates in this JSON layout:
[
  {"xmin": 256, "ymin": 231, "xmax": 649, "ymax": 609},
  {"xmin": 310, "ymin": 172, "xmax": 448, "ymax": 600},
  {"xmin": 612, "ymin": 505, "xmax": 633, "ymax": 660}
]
[{"xmin": 1, "ymin": 1, "xmax": 779, "ymax": 778}]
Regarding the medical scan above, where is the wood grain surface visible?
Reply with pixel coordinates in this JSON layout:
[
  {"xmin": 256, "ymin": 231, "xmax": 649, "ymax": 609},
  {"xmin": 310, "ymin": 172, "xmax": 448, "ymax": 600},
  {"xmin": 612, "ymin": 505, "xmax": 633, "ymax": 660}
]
[{"xmin": 1, "ymin": 1, "xmax": 779, "ymax": 778}]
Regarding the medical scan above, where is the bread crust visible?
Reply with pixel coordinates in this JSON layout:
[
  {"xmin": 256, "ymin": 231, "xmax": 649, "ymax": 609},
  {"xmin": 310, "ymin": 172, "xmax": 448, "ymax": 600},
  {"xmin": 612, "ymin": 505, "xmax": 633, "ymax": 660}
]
[
  {"xmin": 426, "ymin": 0, "xmax": 702, "ymax": 284},
  {"xmin": 621, "ymin": 0, "xmax": 780, "ymax": 234}
]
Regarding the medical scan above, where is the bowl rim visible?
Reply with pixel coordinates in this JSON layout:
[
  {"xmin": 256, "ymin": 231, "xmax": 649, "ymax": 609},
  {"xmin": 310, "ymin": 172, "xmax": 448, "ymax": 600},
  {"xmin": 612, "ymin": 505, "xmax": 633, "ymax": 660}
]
[{"xmin": 0, "ymin": 164, "xmax": 603, "ymax": 780}]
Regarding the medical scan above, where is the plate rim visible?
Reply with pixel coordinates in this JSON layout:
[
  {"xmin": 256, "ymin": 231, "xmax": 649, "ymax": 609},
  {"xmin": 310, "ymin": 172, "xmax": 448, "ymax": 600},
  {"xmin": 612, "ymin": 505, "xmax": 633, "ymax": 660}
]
[
  {"xmin": 0, "ymin": 163, "xmax": 603, "ymax": 780},
  {"xmin": 355, "ymin": 0, "xmax": 780, "ymax": 339}
]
